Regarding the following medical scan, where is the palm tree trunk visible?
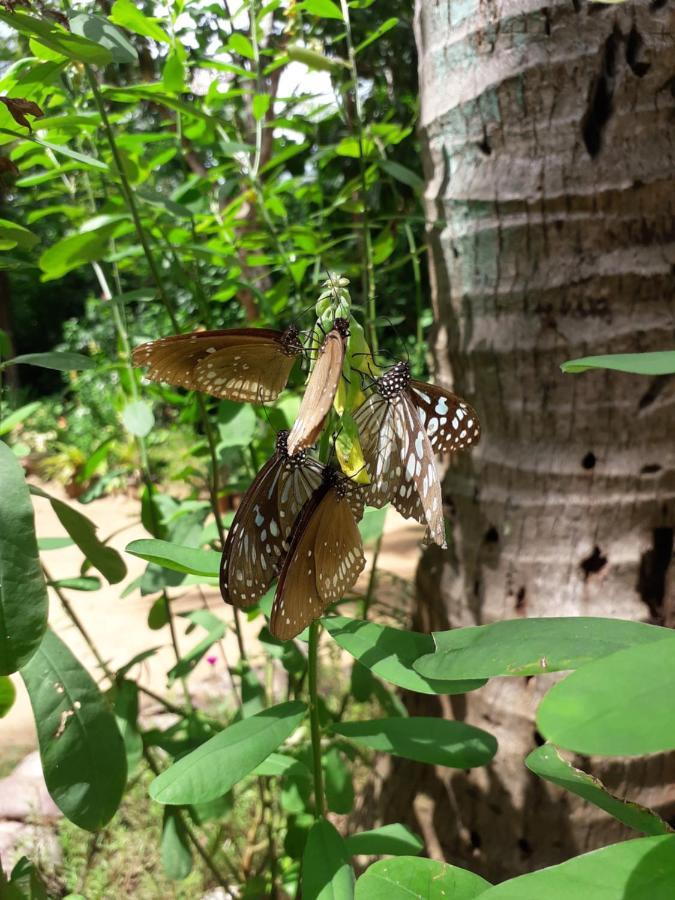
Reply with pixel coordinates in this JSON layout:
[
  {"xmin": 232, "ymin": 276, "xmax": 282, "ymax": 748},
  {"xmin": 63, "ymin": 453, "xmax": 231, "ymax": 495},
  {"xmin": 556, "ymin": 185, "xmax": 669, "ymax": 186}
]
[{"xmin": 371, "ymin": 0, "xmax": 675, "ymax": 881}]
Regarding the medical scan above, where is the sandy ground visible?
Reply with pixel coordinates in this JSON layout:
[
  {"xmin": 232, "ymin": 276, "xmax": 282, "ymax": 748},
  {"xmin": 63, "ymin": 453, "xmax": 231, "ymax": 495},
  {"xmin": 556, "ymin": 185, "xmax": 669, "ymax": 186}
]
[{"xmin": 3, "ymin": 481, "xmax": 424, "ymax": 757}]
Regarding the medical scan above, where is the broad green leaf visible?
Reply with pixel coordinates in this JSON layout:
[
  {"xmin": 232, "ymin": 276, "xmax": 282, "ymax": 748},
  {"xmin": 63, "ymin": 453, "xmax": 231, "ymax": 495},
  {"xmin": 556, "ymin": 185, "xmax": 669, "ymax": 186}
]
[
  {"xmin": 150, "ymin": 701, "xmax": 306, "ymax": 804},
  {"xmin": 50, "ymin": 577, "xmax": 101, "ymax": 592},
  {"xmin": 253, "ymin": 93, "xmax": 271, "ymax": 121},
  {"xmin": 0, "ymin": 442, "xmax": 48, "ymax": 674},
  {"xmin": 0, "ymin": 400, "xmax": 41, "ymax": 436},
  {"xmin": 69, "ymin": 13, "xmax": 138, "ymax": 64},
  {"xmin": 355, "ymin": 17, "xmax": 398, "ymax": 53},
  {"xmin": 121, "ymin": 400, "xmax": 154, "ymax": 437},
  {"xmin": 345, "ymin": 824, "xmax": 423, "ymax": 858},
  {"xmin": 30, "ymin": 485, "xmax": 127, "ymax": 585},
  {"xmin": 537, "ymin": 638, "xmax": 675, "ymax": 755},
  {"xmin": 336, "ymin": 136, "xmax": 376, "ymax": 158},
  {"xmin": 300, "ymin": 0, "xmax": 343, "ymax": 19},
  {"xmin": 526, "ymin": 744, "xmax": 671, "ymax": 836},
  {"xmin": 4, "ymin": 351, "xmax": 95, "ymax": 371},
  {"xmin": 163, "ymin": 47, "xmax": 186, "ymax": 92},
  {"xmin": 479, "ymin": 835, "xmax": 675, "ymax": 899},
  {"xmin": 109, "ymin": 0, "xmax": 170, "ymax": 43},
  {"xmin": 0, "ymin": 10, "xmax": 112, "ymax": 64},
  {"xmin": 323, "ymin": 616, "xmax": 485, "ymax": 695},
  {"xmin": 6, "ymin": 856, "xmax": 48, "ymax": 900},
  {"xmin": 253, "ymin": 752, "xmax": 312, "ymax": 780},
  {"xmin": 333, "ymin": 717, "xmax": 497, "ymax": 769},
  {"xmin": 356, "ymin": 857, "xmax": 490, "ymax": 899},
  {"xmin": 228, "ymin": 33, "xmax": 255, "ymax": 60},
  {"xmin": 161, "ymin": 808, "xmax": 193, "ymax": 881},
  {"xmin": 357, "ymin": 507, "xmax": 387, "ymax": 546},
  {"xmin": 286, "ymin": 45, "xmax": 345, "ymax": 72},
  {"xmin": 0, "ymin": 129, "xmax": 109, "ymax": 171},
  {"xmin": 167, "ymin": 610, "xmax": 226, "ymax": 684},
  {"xmin": 561, "ymin": 351, "xmax": 675, "ymax": 375},
  {"xmin": 39, "ymin": 231, "xmax": 108, "ymax": 281},
  {"xmin": 126, "ymin": 539, "xmax": 220, "ymax": 577},
  {"xmin": 0, "ymin": 675, "xmax": 16, "ymax": 717},
  {"xmin": 377, "ymin": 159, "xmax": 424, "ymax": 192},
  {"xmin": 324, "ymin": 747, "xmax": 354, "ymax": 815},
  {"xmin": 303, "ymin": 819, "xmax": 355, "ymax": 900},
  {"xmin": 0, "ymin": 218, "xmax": 37, "ymax": 250},
  {"xmin": 217, "ymin": 402, "xmax": 257, "ymax": 449},
  {"xmin": 38, "ymin": 537, "xmax": 74, "ymax": 551},
  {"xmin": 114, "ymin": 678, "xmax": 143, "ymax": 776},
  {"xmin": 21, "ymin": 628, "xmax": 127, "ymax": 830},
  {"xmin": 414, "ymin": 617, "xmax": 671, "ymax": 681}
]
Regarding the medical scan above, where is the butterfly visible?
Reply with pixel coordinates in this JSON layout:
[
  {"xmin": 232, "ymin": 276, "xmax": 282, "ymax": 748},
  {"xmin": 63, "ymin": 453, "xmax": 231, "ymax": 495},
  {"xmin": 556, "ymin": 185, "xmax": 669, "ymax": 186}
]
[
  {"xmin": 270, "ymin": 466, "xmax": 366, "ymax": 640},
  {"xmin": 220, "ymin": 430, "xmax": 324, "ymax": 609},
  {"xmin": 132, "ymin": 326, "xmax": 303, "ymax": 404},
  {"xmin": 353, "ymin": 361, "xmax": 481, "ymax": 548},
  {"xmin": 286, "ymin": 317, "xmax": 350, "ymax": 456}
]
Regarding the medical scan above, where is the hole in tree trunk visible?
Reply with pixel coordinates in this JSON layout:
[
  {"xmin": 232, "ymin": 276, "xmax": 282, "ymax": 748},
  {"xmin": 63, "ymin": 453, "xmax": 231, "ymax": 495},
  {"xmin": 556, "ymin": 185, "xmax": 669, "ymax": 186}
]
[
  {"xmin": 580, "ymin": 546, "xmax": 608, "ymax": 579},
  {"xmin": 581, "ymin": 451, "xmax": 596, "ymax": 470},
  {"xmin": 582, "ymin": 28, "xmax": 620, "ymax": 157},
  {"xmin": 636, "ymin": 528, "xmax": 673, "ymax": 622}
]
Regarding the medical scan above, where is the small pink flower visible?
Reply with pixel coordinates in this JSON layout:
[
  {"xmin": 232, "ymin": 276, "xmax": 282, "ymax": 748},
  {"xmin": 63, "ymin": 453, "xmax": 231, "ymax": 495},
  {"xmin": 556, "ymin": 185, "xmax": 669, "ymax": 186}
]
[{"xmin": 206, "ymin": 656, "xmax": 217, "ymax": 666}]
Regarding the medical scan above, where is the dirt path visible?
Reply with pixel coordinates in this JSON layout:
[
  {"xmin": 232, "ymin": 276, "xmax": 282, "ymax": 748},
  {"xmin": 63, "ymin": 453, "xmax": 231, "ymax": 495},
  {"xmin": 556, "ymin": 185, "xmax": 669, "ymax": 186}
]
[{"xmin": 4, "ymin": 482, "xmax": 424, "ymax": 758}]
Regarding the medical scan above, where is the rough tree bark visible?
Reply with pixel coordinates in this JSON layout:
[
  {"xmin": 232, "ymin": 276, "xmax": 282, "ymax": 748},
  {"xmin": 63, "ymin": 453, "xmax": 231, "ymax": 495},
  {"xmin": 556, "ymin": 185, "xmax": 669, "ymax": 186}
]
[{"xmin": 367, "ymin": 0, "xmax": 675, "ymax": 882}]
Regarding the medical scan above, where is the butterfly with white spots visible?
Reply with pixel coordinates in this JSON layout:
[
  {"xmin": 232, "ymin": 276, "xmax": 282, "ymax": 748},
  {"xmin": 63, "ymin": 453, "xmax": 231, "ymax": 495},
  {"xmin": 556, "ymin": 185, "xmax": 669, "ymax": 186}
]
[{"xmin": 353, "ymin": 361, "xmax": 481, "ymax": 547}]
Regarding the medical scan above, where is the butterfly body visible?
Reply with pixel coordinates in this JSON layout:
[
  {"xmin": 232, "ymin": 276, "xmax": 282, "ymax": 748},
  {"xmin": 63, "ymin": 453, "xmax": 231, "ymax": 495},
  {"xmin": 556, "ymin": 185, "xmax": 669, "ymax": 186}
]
[
  {"xmin": 354, "ymin": 361, "xmax": 480, "ymax": 548},
  {"xmin": 270, "ymin": 465, "xmax": 365, "ymax": 640},
  {"xmin": 132, "ymin": 326, "xmax": 303, "ymax": 403},
  {"xmin": 286, "ymin": 317, "xmax": 350, "ymax": 456},
  {"xmin": 220, "ymin": 430, "xmax": 323, "ymax": 608}
]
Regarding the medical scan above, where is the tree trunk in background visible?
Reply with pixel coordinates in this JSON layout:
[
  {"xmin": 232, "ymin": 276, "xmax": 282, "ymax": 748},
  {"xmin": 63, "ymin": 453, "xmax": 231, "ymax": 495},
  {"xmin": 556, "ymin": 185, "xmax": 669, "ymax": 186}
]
[{"xmin": 369, "ymin": 0, "xmax": 675, "ymax": 882}]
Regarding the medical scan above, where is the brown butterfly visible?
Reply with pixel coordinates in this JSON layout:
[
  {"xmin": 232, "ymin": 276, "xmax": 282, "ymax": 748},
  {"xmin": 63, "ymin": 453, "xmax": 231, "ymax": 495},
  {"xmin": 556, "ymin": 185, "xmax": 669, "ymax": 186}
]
[
  {"xmin": 286, "ymin": 317, "xmax": 350, "ymax": 456},
  {"xmin": 353, "ymin": 361, "xmax": 481, "ymax": 548},
  {"xmin": 270, "ymin": 466, "xmax": 365, "ymax": 640},
  {"xmin": 132, "ymin": 326, "xmax": 303, "ymax": 404},
  {"xmin": 220, "ymin": 431, "xmax": 324, "ymax": 608}
]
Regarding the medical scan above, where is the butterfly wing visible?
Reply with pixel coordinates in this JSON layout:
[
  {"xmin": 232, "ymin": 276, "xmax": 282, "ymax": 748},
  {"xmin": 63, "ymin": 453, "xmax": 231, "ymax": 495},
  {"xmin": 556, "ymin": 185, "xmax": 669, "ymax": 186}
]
[
  {"xmin": 409, "ymin": 380, "xmax": 481, "ymax": 454},
  {"xmin": 352, "ymin": 392, "xmax": 399, "ymax": 508},
  {"xmin": 286, "ymin": 328, "xmax": 346, "ymax": 455},
  {"xmin": 132, "ymin": 328, "xmax": 298, "ymax": 403},
  {"xmin": 270, "ymin": 484, "xmax": 365, "ymax": 640}
]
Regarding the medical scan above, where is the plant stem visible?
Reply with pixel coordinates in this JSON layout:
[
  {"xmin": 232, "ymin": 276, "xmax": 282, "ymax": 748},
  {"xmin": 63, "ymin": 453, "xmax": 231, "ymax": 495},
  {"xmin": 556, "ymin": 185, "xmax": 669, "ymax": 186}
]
[
  {"xmin": 307, "ymin": 620, "xmax": 326, "ymax": 819},
  {"xmin": 361, "ymin": 532, "xmax": 383, "ymax": 620},
  {"xmin": 339, "ymin": 0, "xmax": 377, "ymax": 355}
]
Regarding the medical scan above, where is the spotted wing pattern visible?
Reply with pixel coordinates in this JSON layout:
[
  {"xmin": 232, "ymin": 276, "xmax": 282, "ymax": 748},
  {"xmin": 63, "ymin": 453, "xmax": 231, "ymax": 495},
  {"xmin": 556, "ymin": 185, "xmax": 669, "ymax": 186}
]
[
  {"xmin": 409, "ymin": 380, "xmax": 481, "ymax": 454},
  {"xmin": 270, "ymin": 472, "xmax": 365, "ymax": 640},
  {"xmin": 286, "ymin": 318, "xmax": 349, "ymax": 455},
  {"xmin": 220, "ymin": 436, "xmax": 323, "ymax": 608},
  {"xmin": 132, "ymin": 327, "xmax": 301, "ymax": 403}
]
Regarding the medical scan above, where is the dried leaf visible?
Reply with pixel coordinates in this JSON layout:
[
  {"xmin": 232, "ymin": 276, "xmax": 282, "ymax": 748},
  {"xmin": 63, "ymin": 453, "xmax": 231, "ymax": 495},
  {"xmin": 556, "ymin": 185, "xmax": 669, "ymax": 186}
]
[{"xmin": 0, "ymin": 96, "xmax": 44, "ymax": 131}]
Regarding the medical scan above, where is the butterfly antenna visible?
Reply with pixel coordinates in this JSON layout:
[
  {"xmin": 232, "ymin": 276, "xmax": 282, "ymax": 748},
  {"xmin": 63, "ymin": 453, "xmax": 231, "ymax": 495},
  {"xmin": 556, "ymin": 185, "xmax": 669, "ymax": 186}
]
[{"xmin": 379, "ymin": 314, "xmax": 410, "ymax": 365}]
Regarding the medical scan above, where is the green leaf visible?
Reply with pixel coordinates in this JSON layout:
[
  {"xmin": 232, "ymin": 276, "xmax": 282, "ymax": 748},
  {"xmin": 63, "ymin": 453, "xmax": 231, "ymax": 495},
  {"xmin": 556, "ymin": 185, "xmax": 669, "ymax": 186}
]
[
  {"xmin": 149, "ymin": 701, "xmax": 306, "ymax": 804},
  {"xmin": 286, "ymin": 45, "xmax": 345, "ymax": 72},
  {"xmin": 30, "ymin": 485, "xmax": 127, "ymax": 585},
  {"xmin": 167, "ymin": 610, "xmax": 226, "ymax": 684},
  {"xmin": 414, "ymin": 617, "xmax": 671, "ymax": 680},
  {"xmin": 478, "ymin": 835, "xmax": 675, "ymax": 899},
  {"xmin": 0, "ymin": 129, "xmax": 109, "ymax": 171},
  {"xmin": 109, "ymin": 0, "xmax": 170, "ymax": 43},
  {"xmin": 356, "ymin": 857, "xmax": 490, "ymax": 899},
  {"xmin": 345, "ymin": 824, "xmax": 423, "ymax": 858},
  {"xmin": 252, "ymin": 752, "xmax": 312, "ymax": 780},
  {"xmin": 377, "ymin": 159, "xmax": 424, "ymax": 192},
  {"xmin": 0, "ymin": 218, "xmax": 37, "ymax": 250},
  {"xmin": 0, "ymin": 400, "xmax": 41, "ymax": 436},
  {"xmin": 323, "ymin": 616, "xmax": 485, "ymax": 696},
  {"xmin": 50, "ymin": 577, "xmax": 101, "ymax": 592},
  {"xmin": 126, "ymin": 539, "xmax": 220, "ymax": 577},
  {"xmin": 121, "ymin": 400, "xmax": 154, "ymax": 438},
  {"xmin": 333, "ymin": 717, "xmax": 497, "ymax": 769},
  {"xmin": 39, "ymin": 231, "xmax": 108, "ymax": 281},
  {"xmin": 0, "ymin": 442, "xmax": 48, "ymax": 675},
  {"xmin": 38, "ymin": 537, "xmax": 74, "ymax": 551},
  {"xmin": 299, "ymin": 0, "xmax": 343, "ymax": 19},
  {"xmin": 303, "ymin": 819, "xmax": 355, "ymax": 900},
  {"xmin": 253, "ymin": 93, "xmax": 271, "ymax": 121},
  {"xmin": 113, "ymin": 678, "xmax": 143, "ymax": 776},
  {"xmin": 561, "ymin": 351, "xmax": 675, "ymax": 375},
  {"xmin": 0, "ymin": 675, "xmax": 16, "ymax": 717},
  {"xmin": 0, "ymin": 10, "xmax": 112, "ymax": 64},
  {"xmin": 7, "ymin": 856, "xmax": 48, "ymax": 900},
  {"xmin": 217, "ymin": 403, "xmax": 257, "ymax": 449},
  {"xmin": 69, "ymin": 13, "xmax": 138, "ymax": 65},
  {"xmin": 20, "ymin": 628, "xmax": 127, "ymax": 830},
  {"xmin": 4, "ymin": 351, "xmax": 95, "ymax": 371},
  {"xmin": 336, "ymin": 136, "xmax": 376, "ymax": 158},
  {"xmin": 357, "ymin": 507, "xmax": 387, "ymax": 546},
  {"xmin": 163, "ymin": 47, "xmax": 186, "ymax": 93},
  {"xmin": 526, "ymin": 744, "xmax": 671, "ymax": 836},
  {"xmin": 536, "ymin": 637, "xmax": 675, "ymax": 755},
  {"xmin": 161, "ymin": 808, "xmax": 193, "ymax": 881},
  {"xmin": 228, "ymin": 33, "xmax": 255, "ymax": 60},
  {"xmin": 354, "ymin": 17, "xmax": 398, "ymax": 53},
  {"xmin": 324, "ymin": 747, "xmax": 354, "ymax": 815}
]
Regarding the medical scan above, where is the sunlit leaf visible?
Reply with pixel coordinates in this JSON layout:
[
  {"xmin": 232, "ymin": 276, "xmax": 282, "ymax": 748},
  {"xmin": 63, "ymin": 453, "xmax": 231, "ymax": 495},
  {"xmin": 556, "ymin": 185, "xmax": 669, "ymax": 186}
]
[
  {"xmin": 356, "ymin": 857, "xmax": 490, "ymax": 899},
  {"xmin": 346, "ymin": 824, "xmax": 423, "ymax": 858},
  {"xmin": 161, "ymin": 808, "xmax": 193, "ymax": 881},
  {"xmin": 303, "ymin": 819, "xmax": 355, "ymax": 900},
  {"xmin": 0, "ymin": 10, "xmax": 112, "ymax": 64},
  {"xmin": 126, "ymin": 539, "xmax": 220, "ymax": 577},
  {"xmin": 109, "ymin": 0, "xmax": 170, "ymax": 44},
  {"xmin": 121, "ymin": 400, "xmax": 155, "ymax": 437},
  {"xmin": 561, "ymin": 351, "xmax": 675, "ymax": 375},
  {"xmin": 4, "ymin": 351, "xmax": 95, "ymax": 371},
  {"xmin": 0, "ymin": 675, "xmax": 16, "ymax": 717},
  {"xmin": 69, "ymin": 13, "xmax": 138, "ymax": 65}
]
